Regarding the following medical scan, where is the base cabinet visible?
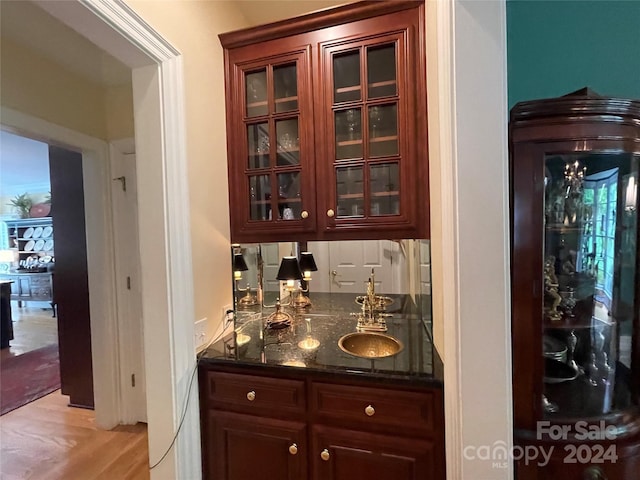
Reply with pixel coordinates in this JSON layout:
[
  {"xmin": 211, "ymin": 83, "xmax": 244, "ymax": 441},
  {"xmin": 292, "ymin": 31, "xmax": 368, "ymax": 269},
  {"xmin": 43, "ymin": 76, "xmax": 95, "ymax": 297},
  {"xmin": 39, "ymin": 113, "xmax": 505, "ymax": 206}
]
[
  {"xmin": 0, "ymin": 272, "xmax": 55, "ymax": 315},
  {"xmin": 311, "ymin": 425, "xmax": 435, "ymax": 480},
  {"xmin": 199, "ymin": 367, "xmax": 444, "ymax": 480},
  {"xmin": 208, "ymin": 410, "xmax": 306, "ymax": 480}
]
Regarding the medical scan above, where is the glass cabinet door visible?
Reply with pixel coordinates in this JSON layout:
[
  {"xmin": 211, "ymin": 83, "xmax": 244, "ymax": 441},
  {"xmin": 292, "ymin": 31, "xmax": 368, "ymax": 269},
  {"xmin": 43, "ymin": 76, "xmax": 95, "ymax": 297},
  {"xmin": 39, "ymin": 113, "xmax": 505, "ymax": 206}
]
[
  {"xmin": 224, "ymin": 3, "xmax": 427, "ymax": 242},
  {"xmin": 541, "ymin": 153, "xmax": 638, "ymax": 419},
  {"xmin": 240, "ymin": 53, "xmax": 310, "ymax": 229},
  {"xmin": 327, "ymin": 35, "xmax": 404, "ymax": 223}
]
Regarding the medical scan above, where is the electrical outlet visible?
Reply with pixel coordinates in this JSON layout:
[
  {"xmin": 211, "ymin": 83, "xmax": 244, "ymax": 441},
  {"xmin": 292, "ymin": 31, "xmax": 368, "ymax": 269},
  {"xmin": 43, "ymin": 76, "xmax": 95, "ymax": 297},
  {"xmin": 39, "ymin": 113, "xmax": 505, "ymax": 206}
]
[
  {"xmin": 194, "ymin": 317, "xmax": 208, "ymax": 350},
  {"xmin": 222, "ymin": 304, "xmax": 234, "ymax": 326}
]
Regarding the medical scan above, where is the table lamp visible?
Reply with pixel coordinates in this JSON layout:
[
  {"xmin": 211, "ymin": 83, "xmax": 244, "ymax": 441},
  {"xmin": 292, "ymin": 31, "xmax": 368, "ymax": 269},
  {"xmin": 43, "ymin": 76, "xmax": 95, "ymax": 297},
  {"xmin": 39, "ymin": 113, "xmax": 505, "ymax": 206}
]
[
  {"xmin": 276, "ymin": 256, "xmax": 302, "ymax": 301},
  {"xmin": 266, "ymin": 256, "xmax": 302, "ymax": 328},
  {"xmin": 293, "ymin": 251, "xmax": 317, "ymax": 309},
  {"xmin": 233, "ymin": 251, "xmax": 257, "ymax": 308}
]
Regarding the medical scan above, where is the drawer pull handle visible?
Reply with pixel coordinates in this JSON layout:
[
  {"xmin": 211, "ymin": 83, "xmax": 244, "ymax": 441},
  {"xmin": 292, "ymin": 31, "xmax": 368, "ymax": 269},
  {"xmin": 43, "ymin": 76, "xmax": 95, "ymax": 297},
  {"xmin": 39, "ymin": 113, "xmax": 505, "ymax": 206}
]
[
  {"xmin": 365, "ymin": 405, "xmax": 375, "ymax": 417},
  {"xmin": 289, "ymin": 444, "xmax": 298, "ymax": 455},
  {"xmin": 301, "ymin": 210, "xmax": 309, "ymax": 219},
  {"xmin": 320, "ymin": 449, "xmax": 330, "ymax": 461},
  {"xmin": 246, "ymin": 390, "xmax": 256, "ymax": 401},
  {"xmin": 326, "ymin": 209, "xmax": 335, "ymax": 218}
]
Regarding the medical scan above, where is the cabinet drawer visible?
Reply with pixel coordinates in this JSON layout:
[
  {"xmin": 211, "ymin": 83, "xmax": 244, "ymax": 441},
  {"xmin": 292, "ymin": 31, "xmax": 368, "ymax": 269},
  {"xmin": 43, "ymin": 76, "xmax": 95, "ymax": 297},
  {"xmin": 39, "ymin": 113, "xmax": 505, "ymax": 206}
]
[
  {"xmin": 311, "ymin": 382, "xmax": 439, "ymax": 436},
  {"xmin": 205, "ymin": 371, "xmax": 305, "ymax": 418},
  {"xmin": 29, "ymin": 276, "xmax": 51, "ymax": 287},
  {"xmin": 29, "ymin": 287, "xmax": 51, "ymax": 299}
]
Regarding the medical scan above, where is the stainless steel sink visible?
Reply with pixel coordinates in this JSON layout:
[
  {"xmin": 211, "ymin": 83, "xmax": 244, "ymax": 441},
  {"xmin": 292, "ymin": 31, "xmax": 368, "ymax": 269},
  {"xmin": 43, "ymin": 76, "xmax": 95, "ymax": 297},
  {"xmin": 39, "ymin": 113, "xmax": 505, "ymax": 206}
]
[{"xmin": 338, "ymin": 332, "xmax": 403, "ymax": 359}]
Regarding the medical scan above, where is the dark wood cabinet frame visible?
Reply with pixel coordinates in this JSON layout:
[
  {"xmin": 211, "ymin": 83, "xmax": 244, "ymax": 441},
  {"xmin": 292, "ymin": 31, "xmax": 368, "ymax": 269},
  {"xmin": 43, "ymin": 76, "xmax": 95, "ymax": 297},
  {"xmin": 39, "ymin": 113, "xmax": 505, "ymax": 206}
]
[
  {"xmin": 220, "ymin": 1, "xmax": 429, "ymax": 243},
  {"xmin": 509, "ymin": 89, "xmax": 640, "ymax": 479}
]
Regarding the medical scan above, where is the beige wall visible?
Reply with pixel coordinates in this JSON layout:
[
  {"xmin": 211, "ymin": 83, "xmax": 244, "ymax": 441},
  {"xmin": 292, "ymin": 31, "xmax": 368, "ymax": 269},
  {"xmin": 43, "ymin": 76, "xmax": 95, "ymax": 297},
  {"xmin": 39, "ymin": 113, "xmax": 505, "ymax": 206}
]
[
  {"xmin": 105, "ymin": 84, "xmax": 135, "ymax": 141},
  {"xmin": 124, "ymin": 0, "xmax": 249, "ymax": 333},
  {"xmin": 0, "ymin": 37, "xmax": 134, "ymax": 142},
  {"xmin": 1, "ymin": 37, "xmax": 105, "ymax": 140},
  {"xmin": 425, "ymin": 1, "xmax": 444, "ymax": 357}
]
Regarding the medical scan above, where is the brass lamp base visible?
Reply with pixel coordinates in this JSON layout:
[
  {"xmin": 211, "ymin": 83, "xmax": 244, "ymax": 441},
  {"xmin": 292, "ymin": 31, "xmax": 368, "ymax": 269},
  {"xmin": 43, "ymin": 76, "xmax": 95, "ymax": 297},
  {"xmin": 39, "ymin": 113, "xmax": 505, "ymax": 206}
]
[
  {"xmin": 293, "ymin": 293, "xmax": 312, "ymax": 310},
  {"xmin": 238, "ymin": 291, "xmax": 258, "ymax": 308},
  {"xmin": 266, "ymin": 301, "xmax": 292, "ymax": 329}
]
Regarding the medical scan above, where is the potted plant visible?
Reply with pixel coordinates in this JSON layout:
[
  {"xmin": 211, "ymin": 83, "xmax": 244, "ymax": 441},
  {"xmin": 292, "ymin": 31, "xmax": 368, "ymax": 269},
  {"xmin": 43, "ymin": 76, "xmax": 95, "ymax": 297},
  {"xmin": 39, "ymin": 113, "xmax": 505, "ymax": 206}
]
[{"xmin": 7, "ymin": 193, "xmax": 33, "ymax": 218}]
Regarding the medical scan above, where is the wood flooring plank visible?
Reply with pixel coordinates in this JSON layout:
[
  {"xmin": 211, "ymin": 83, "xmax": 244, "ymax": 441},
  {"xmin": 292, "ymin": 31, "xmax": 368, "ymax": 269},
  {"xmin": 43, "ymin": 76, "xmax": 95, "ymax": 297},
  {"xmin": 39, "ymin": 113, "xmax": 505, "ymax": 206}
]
[
  {"xmin": 1, "ymin": 305, "xmax": 58, "ymax": 361},
  {"xmin": 0, "ymin": 390, "xmax": 149, "ymax": 479}
]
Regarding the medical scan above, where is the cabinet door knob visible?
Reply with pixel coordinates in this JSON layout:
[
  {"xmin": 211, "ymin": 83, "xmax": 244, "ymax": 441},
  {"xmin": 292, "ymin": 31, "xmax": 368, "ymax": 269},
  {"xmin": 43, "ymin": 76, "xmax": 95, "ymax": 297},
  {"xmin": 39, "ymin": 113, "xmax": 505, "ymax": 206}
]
[
  {"xmin": 246, "ymin": 390, "xmax": 256, "ymax": 401},
  {"xmin": 326, "ymin": 209, "xmax": 335, "ymax": 218},
  {"xmin": 365, "ymin": 405, "xmax": 375, "ymax": 417},
  {"xmin": 583, "ymin": 467, "xmax": 607, "ymax": 480},
  {"xmin": 288, "ymin": 443, "xmax": 298, "ymax": 455},
  {"xmin": 301, "ymin": 210, "xmax": 309, "ymax": 219},
  {"xmin": 320, "ymin": 449, "xmax": 330, "ymax": 461}
]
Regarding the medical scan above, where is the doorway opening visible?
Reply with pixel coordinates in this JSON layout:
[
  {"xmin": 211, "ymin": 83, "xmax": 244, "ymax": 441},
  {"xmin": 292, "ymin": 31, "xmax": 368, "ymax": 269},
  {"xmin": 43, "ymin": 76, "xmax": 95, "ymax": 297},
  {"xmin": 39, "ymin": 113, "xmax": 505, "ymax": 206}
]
[
  {"xmin": 0, "ymin": 131, "xmax": 59, "ymax": 415},
  {"xmin": 0, "ymin": 133, "xmax": 99, "ymax": 411}
]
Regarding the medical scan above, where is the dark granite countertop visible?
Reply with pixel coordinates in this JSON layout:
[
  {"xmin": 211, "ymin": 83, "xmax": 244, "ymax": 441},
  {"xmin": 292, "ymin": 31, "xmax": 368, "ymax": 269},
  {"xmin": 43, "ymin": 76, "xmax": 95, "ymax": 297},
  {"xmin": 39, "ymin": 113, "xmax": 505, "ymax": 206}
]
[{"xmin": 199, "ymin": 293, "xmax": 443, "ymax": 387}]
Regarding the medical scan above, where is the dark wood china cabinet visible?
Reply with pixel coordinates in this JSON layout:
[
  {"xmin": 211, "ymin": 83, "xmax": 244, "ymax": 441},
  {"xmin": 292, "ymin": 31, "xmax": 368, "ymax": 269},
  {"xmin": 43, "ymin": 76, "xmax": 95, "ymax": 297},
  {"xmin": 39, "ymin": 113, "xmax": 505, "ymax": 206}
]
[
  {"xmin": 220, "ymin": 1, "xmax": 428, "ymax": 243},
  {"xmin": 510, "ymin": 89, "xmax": 640, "ymax": 479}
]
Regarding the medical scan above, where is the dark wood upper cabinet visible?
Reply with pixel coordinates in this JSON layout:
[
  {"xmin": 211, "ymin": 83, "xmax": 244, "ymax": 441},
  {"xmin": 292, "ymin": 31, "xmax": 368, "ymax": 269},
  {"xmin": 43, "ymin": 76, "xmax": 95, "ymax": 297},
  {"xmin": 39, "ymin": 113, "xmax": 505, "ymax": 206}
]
[
  {"xmin": 220, "ymin": 1, "xmax": 428, "ymax": 242},
  {"xmin": 509, "ymin": 89, "xmax": 640, "ymax": 479}
]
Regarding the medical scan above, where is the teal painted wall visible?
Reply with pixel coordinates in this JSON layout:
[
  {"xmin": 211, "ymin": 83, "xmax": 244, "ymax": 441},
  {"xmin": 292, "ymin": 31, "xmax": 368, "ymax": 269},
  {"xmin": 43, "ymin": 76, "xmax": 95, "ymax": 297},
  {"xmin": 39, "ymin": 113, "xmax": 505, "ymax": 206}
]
[{"xmin": 507, "ymin": 0, "xmax": 640, "ymax": 108}]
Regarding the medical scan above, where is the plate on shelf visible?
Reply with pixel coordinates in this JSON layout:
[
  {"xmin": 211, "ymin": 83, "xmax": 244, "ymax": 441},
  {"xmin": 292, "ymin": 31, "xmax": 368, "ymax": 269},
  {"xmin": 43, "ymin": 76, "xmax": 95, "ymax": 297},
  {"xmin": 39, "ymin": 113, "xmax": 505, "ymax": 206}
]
[
  {"xmin": 43, "ymin": 239, "xmax": 54, "ymax": 252},
  {"xmin": 42, "ymin": 226, "xmax": 53, "ymax": 238},
  {"xmin": 40, "ymin": 255, "xmax": 52, "ymax": 263},
  {"xmin": 34, "ymin": 239, "xmax": 45, "ymax": 251},
  {"xmin": 32, "ymin": 226, "xmax": 44, "ymax": 239},
  {"xmin": 23, "ymin": 227, "xmax": 34, "ymax": 239},
  {"xmin": 24, "ymin": 240, "xmax": 35, "ymax": 252}
]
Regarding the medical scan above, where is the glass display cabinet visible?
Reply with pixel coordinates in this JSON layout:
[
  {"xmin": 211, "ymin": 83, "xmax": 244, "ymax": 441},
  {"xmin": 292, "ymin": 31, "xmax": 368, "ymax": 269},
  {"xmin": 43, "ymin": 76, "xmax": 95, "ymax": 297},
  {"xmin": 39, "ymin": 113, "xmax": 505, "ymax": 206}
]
[
  {"xmin": 245, "ymin": 64, "xmax": 304, "ymax": 222},
  {"xmin": 319, "ymin": 18, "xmax": 427, "ymax": 238},
  {"xmin": 220, "ymin": 1, "xmax": 428, "ymax": 243},
  {"xmin": 329, "ymin": 43, "xmax": 400, "ymax": 219},
  {"xmin": 224, "ymin": 44, "xmax": 316, "ymax": 241},
  {"xmin": 510, "ymin": 89, "xmax": 640, "ymax": 479}
]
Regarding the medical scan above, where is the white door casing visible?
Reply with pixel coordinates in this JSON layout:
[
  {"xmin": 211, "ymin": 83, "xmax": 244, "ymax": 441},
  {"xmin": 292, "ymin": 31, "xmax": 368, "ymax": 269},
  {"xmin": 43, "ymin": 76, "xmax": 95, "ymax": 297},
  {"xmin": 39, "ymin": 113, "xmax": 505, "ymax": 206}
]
[
  {"xmin": 0, "ymin": 108, "xmax": 120, "ymax": 430},
  {"xmin": 426, "ymin": 1, "xmax": 513, "ymax": 478},
  {"xmin": 34, "ymin": 1, "xmax": 199, "ymax": 479},
  {"xmin": 110, "ymin": 140, "xmax": 146, "ymax": 424}
]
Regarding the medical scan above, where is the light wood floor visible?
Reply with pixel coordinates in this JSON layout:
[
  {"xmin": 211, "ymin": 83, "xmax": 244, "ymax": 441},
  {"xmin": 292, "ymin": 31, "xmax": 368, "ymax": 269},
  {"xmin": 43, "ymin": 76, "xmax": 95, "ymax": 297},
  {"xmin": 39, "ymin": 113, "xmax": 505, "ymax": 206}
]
[
  {"xmin": 1, "ymin": 304, "xmax": 149, "ymax": 479},
  {"xmin": 1, "ymin": 304, "xmax": 58, "ymax": 361},
  {"xmin": 0, "ymin": 390, "xmax": 150, "ymax": 480}
]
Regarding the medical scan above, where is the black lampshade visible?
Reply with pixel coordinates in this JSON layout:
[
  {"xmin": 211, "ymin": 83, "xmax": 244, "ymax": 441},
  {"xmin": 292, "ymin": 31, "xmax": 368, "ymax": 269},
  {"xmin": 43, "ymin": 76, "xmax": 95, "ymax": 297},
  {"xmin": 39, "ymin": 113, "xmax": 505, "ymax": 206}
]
[
  {"xmin": 299, "ymin": 252, "xmax": 318, "ymax": 272},
  {"xmin": 276, "ymin": 256, "xmax": 303, "ymax": 280},
  {"xmin": 233, "ymin": 253, "xmax": 249, "ymax": 272}
]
